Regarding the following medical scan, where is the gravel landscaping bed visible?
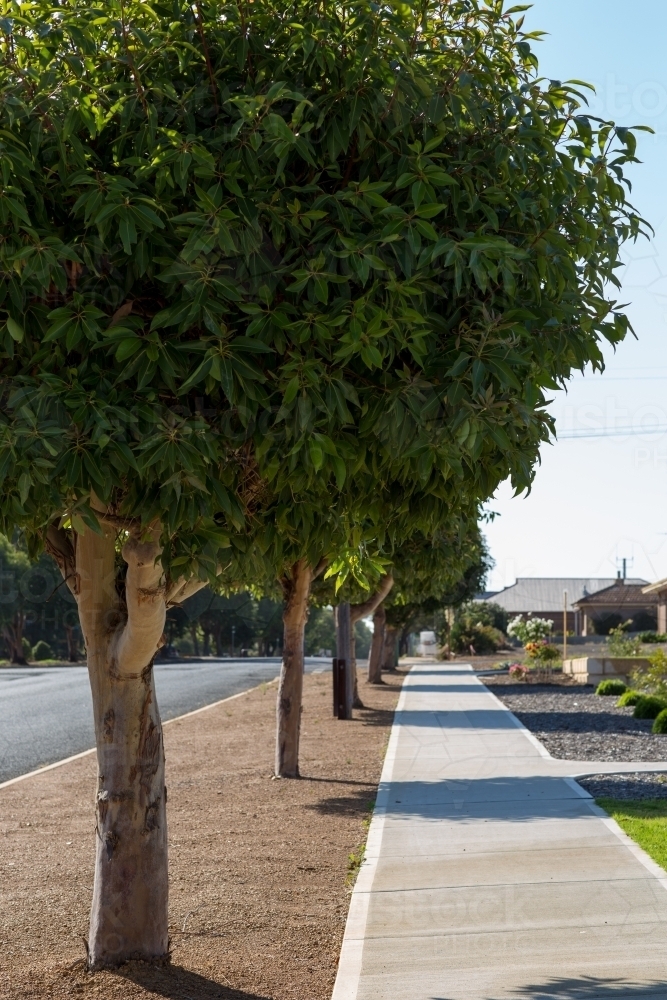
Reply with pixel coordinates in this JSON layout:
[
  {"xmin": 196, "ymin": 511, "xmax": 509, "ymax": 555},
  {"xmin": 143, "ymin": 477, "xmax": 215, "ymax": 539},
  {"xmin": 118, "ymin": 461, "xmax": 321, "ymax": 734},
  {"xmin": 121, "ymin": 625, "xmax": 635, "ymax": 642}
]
[
  {"xmin": 578, "ymin": 772, "xmax": 667, "ymax": 800},
  {"xmin": 484, "ymin": 679, "xmax": 667, "ymax": 761}
]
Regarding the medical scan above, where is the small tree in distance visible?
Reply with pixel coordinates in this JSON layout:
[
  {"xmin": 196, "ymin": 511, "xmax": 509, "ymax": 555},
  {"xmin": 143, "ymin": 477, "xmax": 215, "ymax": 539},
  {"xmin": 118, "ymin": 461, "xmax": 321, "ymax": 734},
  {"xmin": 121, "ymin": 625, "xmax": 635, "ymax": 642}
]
[{"xmin": 379, "ymin": 519, "xmax": 492, "ymax": 670}]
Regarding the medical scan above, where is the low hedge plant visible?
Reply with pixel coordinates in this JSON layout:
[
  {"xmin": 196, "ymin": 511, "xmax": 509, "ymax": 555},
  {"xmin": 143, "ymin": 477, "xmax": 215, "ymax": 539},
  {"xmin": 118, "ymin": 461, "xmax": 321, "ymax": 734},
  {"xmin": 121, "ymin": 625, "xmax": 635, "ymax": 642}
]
[
  {"xmin": 617, "ymin": 689, "xmax": 642, "ymax": 707},
  {"xmin": 596, "ymin": 679, "xmax": 627, "ymax": 697},
  {"xmin": 653, "ymin": 710, "xmax": 667, "ymax": 734},
  {"xmin": 634, "ymin": 695, "xmax": 667, "ymax": 720}
]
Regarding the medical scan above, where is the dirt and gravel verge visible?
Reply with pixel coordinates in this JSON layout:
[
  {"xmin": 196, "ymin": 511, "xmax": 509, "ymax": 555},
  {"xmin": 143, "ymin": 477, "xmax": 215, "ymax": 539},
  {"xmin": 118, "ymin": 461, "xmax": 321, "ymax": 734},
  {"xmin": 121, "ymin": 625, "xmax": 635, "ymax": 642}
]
[{"xmin": 0, "ymin": 666, "xmax": 403, "ymax": 1000}]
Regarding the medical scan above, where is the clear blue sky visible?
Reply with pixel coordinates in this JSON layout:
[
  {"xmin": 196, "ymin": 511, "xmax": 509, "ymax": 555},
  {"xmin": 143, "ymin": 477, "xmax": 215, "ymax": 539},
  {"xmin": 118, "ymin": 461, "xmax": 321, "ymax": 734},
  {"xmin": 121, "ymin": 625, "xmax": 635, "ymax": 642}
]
[{"xmin": 484, "ymin": 0, "xmax": 667, "ymax": 592}]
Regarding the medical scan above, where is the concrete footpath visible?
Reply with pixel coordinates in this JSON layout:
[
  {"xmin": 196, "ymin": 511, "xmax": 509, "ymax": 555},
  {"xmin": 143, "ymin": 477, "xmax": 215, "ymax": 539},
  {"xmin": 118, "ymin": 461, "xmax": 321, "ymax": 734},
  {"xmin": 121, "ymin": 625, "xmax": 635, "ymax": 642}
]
[{"xmin": 333, "ymin": 662, "xmax": 667, "ymax": 1000}]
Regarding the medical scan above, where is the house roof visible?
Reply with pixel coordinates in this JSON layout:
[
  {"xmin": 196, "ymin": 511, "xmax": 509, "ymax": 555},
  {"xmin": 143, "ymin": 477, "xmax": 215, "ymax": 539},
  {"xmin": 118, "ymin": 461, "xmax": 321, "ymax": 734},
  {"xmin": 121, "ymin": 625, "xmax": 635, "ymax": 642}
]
[
  {"xmin": 643, "ymin": 578, "xmax": 667, "ymax": 596},
  {"xmin": 480, "ymin": 577, "xmax": 648, "ymax": 614},
  {"xmin": 574, "ymin": 580, "xmax": 659, "ymax": 609}
]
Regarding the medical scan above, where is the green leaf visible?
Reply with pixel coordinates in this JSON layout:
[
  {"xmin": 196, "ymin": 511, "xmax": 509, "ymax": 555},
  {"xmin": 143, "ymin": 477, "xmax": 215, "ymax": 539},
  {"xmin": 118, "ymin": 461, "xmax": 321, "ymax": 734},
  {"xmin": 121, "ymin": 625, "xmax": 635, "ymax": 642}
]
[
  {"xmin": 18, "ymin": 472, "xmax": 30, "ymax": 506},
  {"xmin": 6, "ymin": 317, "xmax": 23, "ymax": 342},
  {"xmin": 283, "ymin": 376, "xmax": 300, "ymax": 405},
  {"xmin": 308, "ymin": 439, "xmax": 324, "ymax": 470},
  {"xmin": 115, "ymin": 337, "xmax": 142, "ymax": 361}
]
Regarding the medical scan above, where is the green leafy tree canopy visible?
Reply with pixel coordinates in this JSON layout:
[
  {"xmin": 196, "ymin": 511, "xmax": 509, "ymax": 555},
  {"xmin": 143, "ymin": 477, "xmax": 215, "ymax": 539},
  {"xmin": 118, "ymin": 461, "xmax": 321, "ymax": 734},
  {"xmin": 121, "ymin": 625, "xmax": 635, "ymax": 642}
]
[{"xmin": 0, "ymin": 0, "xmax": 647, "ymax": 576}]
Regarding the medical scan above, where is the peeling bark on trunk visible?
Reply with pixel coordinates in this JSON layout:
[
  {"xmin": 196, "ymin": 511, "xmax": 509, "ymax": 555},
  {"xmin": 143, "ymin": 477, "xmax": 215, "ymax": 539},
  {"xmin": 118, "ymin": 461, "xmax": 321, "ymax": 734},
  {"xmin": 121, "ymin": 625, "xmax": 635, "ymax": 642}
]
[
  {"xmin": 368, "ymin": 603, "xmax": 386, "ymax": 684},
  {"xmin": 88, "ymin": 657, "xmax": 167, "ymax": 966},
  {"xmin": 275, "ymin": 559, "xmax": 313, "ymax": 778},
  {"xmin": 45, "ymin": 515, "xmax": 211, "ymax": 969},
  {"xmin": 78, "ymin": 525, "xmax": 169, "ymax": 968}
]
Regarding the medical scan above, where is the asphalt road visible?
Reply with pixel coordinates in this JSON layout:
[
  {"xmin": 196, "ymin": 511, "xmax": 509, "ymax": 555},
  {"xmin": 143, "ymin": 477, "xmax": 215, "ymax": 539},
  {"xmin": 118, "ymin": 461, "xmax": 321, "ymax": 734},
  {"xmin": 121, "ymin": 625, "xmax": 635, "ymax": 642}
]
[{"xmin": 0, "ymin": 657, "xmax": 331, "ymax": 784}]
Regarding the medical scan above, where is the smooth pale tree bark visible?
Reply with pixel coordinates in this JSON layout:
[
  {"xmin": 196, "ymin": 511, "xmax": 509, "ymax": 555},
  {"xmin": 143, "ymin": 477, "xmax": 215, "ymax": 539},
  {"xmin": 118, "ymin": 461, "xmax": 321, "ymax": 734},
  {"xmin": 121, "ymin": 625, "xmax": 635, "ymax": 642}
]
[
  {"xmin": 348, "ymin": 574, "xmax": 394, "ymax": 705},
  {"xmin": 45, "ymin": 517, "xmax": 207, "ymax": 968},
  {"xmin": 275, "ymin": 557, "xmax": 327, "ymax": 778},
  {"xmin": 367, "ymin": 602, "xmax": 386, "ymax": 684}
]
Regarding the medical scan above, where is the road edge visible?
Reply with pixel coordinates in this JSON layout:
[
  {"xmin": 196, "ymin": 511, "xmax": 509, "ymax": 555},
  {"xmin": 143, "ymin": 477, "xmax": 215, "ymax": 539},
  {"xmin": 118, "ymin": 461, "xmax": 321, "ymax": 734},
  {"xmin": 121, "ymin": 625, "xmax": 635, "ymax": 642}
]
[{"xmin": 0, "ymin": 676, "xmax": 280, "ymax": 791}]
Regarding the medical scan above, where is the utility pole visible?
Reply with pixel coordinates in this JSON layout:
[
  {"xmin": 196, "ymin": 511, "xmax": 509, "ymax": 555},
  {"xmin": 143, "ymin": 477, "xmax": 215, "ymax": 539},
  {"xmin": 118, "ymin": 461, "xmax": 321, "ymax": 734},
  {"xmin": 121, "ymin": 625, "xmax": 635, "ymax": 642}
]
[
  {"xmin": 563, "ymin": 590, "xmax": 568, "ymax": 664},
  {"xmin": 231, "ymin": 624, "xmax": 236, "ymax": 658}
]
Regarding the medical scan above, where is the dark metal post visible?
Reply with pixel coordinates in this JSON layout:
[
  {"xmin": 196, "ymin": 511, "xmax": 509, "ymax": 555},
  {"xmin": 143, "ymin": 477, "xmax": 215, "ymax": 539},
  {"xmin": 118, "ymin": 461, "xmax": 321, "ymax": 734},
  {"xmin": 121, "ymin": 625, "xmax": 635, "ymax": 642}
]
[
  {"xmin": 332, "ymin": 658, "xmax": 346, "ymax": 718},
  {"xmin": 335, "ymin": 602, "xmax": 352, "ymax": 720}
]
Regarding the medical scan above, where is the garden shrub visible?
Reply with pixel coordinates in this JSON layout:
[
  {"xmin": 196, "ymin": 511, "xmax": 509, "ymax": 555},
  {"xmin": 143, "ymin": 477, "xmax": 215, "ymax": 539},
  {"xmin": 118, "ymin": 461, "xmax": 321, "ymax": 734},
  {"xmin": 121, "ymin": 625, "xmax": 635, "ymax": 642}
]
[
  {"xmin": 631, "ymin": 649, "xmax": 667, "ymax": 700},
  {"xmin": 634, "ymin": 696, "xmax": 667, "ymax": 720},
  {"xmin": 653, "ymin": 710, "xmax": 667, "ymax": 735},
  {"xmin": 596, "ymin": 679, "xmax": 627, "ymax": 696},
  {"xmin": 617, "ymin": 689, "xmax": 642, "ymax": 707},
  {"xmin": 32, "ymin": 640, "xmax": 54, "ymax": 661},
  {"xmin": 607, "ymin": 625, "xmax": 643, "ymax": 657},
  {"xmin": 639, "ymin": 632, "xmax": 667, "ymax": 644},
  {"xmin": 525, "ymin": 642, "xmax": 561, "ymax": 667},
  {"xmin": 21, "ymin": 637, "xmax": 32, "ymax": 660},
  {"xmin": 450, "ymin": 619, "xmax": 505, "ymax": 655}
]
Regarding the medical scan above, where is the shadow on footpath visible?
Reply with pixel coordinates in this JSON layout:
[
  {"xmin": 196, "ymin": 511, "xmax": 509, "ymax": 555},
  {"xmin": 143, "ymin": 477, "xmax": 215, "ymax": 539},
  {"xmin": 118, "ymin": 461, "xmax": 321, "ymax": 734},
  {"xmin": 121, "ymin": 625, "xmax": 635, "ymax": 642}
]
[
  {"xmin": 475, "ymin": 976, "xmax": 667, "ymax": 998},
  {"xmin": 115, "ymin": 961, "xmax": 271, "ymax": 999}
]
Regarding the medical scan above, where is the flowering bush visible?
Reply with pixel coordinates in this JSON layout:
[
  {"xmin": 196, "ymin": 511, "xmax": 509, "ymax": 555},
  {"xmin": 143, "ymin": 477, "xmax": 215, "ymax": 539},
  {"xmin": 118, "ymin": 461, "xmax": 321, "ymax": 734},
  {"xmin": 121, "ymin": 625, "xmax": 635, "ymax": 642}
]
[
  {"xmin": 524, "ymin": 639, "xmax": 561, "ymax": 666},
  {"xmin": 509, "ymin": 664, "xmax": 528, "ymax": 681},
  {"xmin": 507, "ymin": 616, "xmax": 554, "ymax": 644}
]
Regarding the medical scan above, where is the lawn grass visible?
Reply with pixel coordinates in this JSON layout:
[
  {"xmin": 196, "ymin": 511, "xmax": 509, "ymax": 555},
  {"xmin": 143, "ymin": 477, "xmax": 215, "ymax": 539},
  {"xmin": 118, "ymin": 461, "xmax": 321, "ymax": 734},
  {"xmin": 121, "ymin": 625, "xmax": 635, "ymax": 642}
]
[{"xmin": 597, "ymin": 797, "xmax": 667, "ymax": 872}]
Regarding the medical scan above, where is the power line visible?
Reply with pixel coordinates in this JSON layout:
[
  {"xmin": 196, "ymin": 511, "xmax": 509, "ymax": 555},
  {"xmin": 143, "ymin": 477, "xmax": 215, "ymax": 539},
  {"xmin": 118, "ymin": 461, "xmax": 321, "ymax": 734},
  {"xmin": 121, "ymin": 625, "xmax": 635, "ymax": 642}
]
[
  {"xmin": 569, "ymin": 376, "xmax": 667, "ymax": 383},
  {"xmin": 558, "ymin": 425, "xmax": 667, "ymax": 440}
]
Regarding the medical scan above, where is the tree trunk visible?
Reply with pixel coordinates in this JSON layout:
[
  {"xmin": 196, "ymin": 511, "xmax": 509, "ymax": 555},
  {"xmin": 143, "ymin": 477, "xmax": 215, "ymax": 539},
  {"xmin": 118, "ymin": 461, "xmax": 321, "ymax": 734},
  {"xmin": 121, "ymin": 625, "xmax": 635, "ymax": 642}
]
[
  {"xmin": 65, "ymin": 623, "xmax": 79, "ymax": 662},
  {"xmin": 44, "ymin": 512, "xmax": 212, "ymax": 969},
  {"xmin": 350, "ymin": 628, "xmax": 364, "ymax": 709},
  {"xmin": 4, "ymin": 609, "xmax": 27, "ymax": 664},
  {"xmin": 88, "ymin": 657, "xmax": 168, "ymax": 966},
  {"xmin": 382, "ymin": 626, "xmax": 399, "ymax": 671},
  {"xmin": 190, "ymin": 622, "xmax": 200, "ymax": 656},
  {"xmin": 349, "ymin": 574, "xmax": 394, "ymax": 705},
  {"xmin": 275, "ymin": 559, "xmax": 313, "ymax": 778},
  {"xmin": 368, "ymin": 603, "xmax": 386, "ymax": 684},
  {"xmin": 74, "ymin": 525, "xmax": 168, "ymax": 967},
  {"xmin": 202, "ymin": 628, "xmax": 211, "ymax": 656}
]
